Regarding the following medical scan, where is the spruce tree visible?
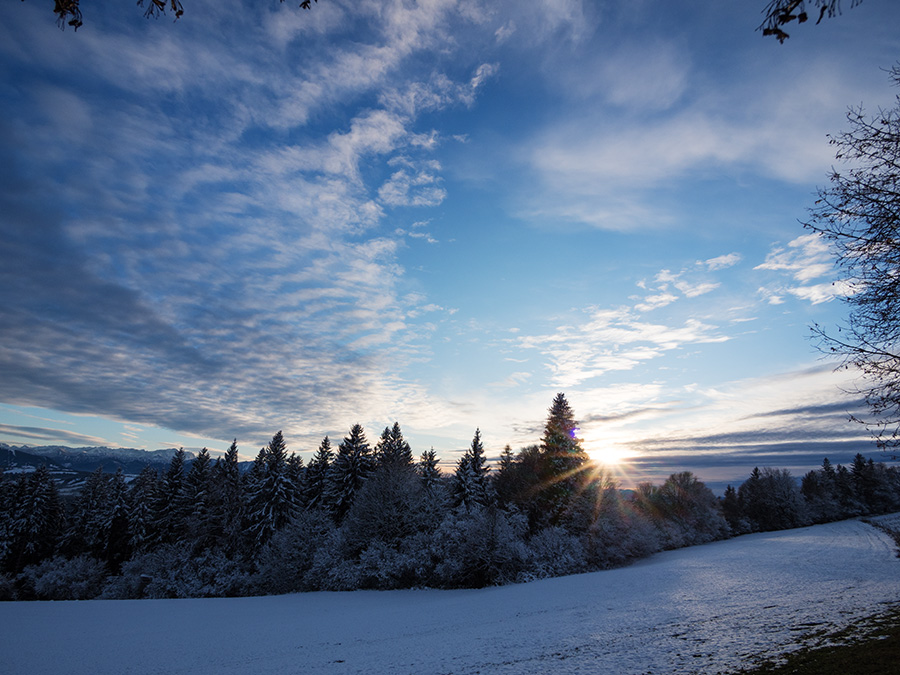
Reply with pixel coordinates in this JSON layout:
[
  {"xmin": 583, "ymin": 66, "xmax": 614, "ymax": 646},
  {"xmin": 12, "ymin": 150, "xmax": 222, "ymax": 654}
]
[
  {"xmin": 66, "ymin": 466, "xmax": 110, "ymax": 558},
  {"xmin": 451, "ymin": 429, "xmax": 491, "ymax": 510},
  {"xmin": 6, "ymin": 465, "xmax": 64, "ymax": 574},
  {"xmin": 212, "ymin": 439, "xmax": 243, "ymax": 556},
  {"xmin": 186, "ymin": 447, "xmax": 214, "ymax": 551},
  {"xmin": 536, "ymin": 393, "xmax": 589, "ymax": 525},
  {"xmin": 304, "ymin": 436, "xmax": 333, "ymax": 510},
  {"xmin": 152, "ymin": 448, "xmax": 190, "ymax": 545},
  {"xmin": 417, "ymin": 447, "xmax": 441, "ymax": 494},
  {"xmin": 127, "ymin": 465, "xmax": 159, "ymax": 553},
  {"xmin": 247, "ymin": 431, "xmax": 300, "ymax": 549},
  {"xmin": 103, "ymin": 469, "xmax": 131, "ymax": 573},
  {"xmin": 324, "ymin": 423, "xmax": 373, "ymax": 523},
  {"xmin": 541, "ymin": 393, "xmax": 588, "ymax": 478},
  {"xmin": 375, "ymin": 422, "xmax": 413, "ymax": 469}
]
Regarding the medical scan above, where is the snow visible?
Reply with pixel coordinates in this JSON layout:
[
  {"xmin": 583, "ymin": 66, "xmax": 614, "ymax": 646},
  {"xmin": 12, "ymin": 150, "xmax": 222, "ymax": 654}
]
[{"xmin": 2, "ymin": 518, "xmax": 899, "ymax": 675}]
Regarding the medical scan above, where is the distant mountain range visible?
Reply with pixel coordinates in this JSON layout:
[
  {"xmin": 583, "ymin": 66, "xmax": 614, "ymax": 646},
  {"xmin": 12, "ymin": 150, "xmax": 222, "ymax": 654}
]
[{"xmin": 0, "ymin": 444, "xmax": 192, "ymax": 493}]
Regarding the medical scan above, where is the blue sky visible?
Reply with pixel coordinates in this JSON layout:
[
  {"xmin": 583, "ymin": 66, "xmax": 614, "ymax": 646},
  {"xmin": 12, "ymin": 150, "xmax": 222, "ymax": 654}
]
[{"xmin": 1, "ymin": 0, "xmax": 899, "ymax": 489}]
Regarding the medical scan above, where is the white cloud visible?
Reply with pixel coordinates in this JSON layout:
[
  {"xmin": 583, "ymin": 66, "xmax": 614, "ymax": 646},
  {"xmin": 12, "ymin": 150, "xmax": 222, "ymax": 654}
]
[
  {"xmin": 702, "ymin": 253, "xmax": 741, "ymax": 271},
  {"xmin": 634, "ymin": 293, "xmax": 678, "ymax": 312},
  {"xmin": 755, "ymin": 234, "xmax": 852, "ymax": 305},
  {"xmin": 519, "ymin": 306, "xmax": 728, "ymax": 387}
]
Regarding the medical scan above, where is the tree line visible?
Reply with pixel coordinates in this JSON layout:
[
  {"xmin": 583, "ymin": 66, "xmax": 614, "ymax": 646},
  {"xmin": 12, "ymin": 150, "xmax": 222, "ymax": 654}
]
[{"xmin": 1, "ymin": 393, "xmax": 899, "ymax": 600}]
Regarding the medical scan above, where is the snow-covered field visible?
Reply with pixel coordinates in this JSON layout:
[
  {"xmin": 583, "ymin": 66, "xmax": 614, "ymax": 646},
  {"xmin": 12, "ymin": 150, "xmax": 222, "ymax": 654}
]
[{"xmin": 3, "ymin": 518, "xmax": 899, "ymax": 675}]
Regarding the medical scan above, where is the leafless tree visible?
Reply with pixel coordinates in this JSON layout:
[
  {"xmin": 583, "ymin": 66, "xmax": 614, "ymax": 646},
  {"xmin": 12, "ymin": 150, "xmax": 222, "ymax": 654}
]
[
  {"xmin": 48, "ymin": 0, "xmax": 316, "ymax": 31},
  {"xmin": 759, "ymin": 0, "xmax": 863, "ymax": 42},
  {"xmin": 808, "ymin": 65, "xmax": 900, "ymax": 451}
]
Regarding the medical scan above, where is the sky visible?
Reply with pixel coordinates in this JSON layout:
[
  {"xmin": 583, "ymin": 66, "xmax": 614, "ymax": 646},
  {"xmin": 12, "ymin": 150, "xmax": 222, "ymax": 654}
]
[{"xmin": 1, "ymin": 0, "xmax": 899, "ymax": 490}]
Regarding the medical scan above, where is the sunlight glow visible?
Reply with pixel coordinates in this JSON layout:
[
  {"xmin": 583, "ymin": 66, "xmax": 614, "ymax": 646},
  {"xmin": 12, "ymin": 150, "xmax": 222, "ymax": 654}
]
[{"xmin": 586, "ymin": 442, "xmax": 632, "ymax": 466}]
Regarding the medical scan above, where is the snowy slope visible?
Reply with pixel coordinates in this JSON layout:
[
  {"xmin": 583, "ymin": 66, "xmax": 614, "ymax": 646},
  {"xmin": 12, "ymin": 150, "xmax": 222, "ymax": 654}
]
[{"xmin": 2, "ymin": 518, "xmax": 899, "ymax": 675}]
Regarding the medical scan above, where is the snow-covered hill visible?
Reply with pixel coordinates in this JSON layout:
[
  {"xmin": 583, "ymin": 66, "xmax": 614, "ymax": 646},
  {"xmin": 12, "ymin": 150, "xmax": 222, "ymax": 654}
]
[{"xmin": 3, "ymin": 517, "xmax": 899, "ymax": 675}]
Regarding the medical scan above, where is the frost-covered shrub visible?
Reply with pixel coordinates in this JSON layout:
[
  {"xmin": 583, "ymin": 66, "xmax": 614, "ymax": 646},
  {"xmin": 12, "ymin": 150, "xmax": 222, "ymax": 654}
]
[
  {"xmin": 739, "ymin": 467, "xmax": 810, "ymax": 532},
  {"xmin": 340, "ymin": 463, "xmax": 435, "ymax": 556},
  {"xmin": 254, "ymin": 509, "xmax": 335, "ymax": 594},
  {"xmin": 18, "ymin": 554, "xmax": 107, "ymax": 600},
  {"xmin": 430, "ymin": 506, "xmax": 528, "ymax": 588},
  {"xmin": 305, "ymin": 531, "xmax": 361, "ymax": 591},
  {"xmin": 523, "ymin": 526, "xmax": 586, "ymax": 580},
  {"xmin": 103, "ymin": 545, "xmax": 250, "ymax": 599},
  {"xmin": 0, "ymin": 573, "xmax": 17, "ymax": 600},
  {"xmin": 635, "ymin": 473, "xmax": 729, "ymax": 549}
]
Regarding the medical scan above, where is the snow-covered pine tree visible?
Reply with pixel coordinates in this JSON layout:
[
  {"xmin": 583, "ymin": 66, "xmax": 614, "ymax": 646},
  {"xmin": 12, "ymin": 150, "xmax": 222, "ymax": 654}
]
[
  {"xmin": 103, "ymin": 469, "xmax": 131, "ymax": 573},
  {"xmin": 246, "ymin": 431, "xmax": 300, "ymax": 549},
  {"xmin": 304, "ymin": 436, "xmax": 333, "ymax": 510},
  {"xmin": 492, "ymin": 444, "xmax": 517, "ymax": 508},
  {"xmin": 185, "ymin": 447, "xmax": 215, "ymax": 551},
  {"xmin": 152, "ymin": 448, "xmax": 190, "ymax": 545},
  {"xmin": 451, "ymin": 429, "xmax": 492, "ymax": 510},
  {"xmin": 6, "ymin": 465, "xmax": 64, "ymax": 574},
  {"xmin": 127, "ymin": 465, "xmax": 160, "ymax": 553},
  {"xmin": 65, "ymin": 466, "xmax": 110, "ymax": 558},
  {"xmin": 375, "ymin": 422, "xmax": 413, "ymax": 469},
  {"xmin": 287, "ymin": 452, "xmax": 306, "ymax": 506},
  {"xmin": 537, "ymin": 393, "xmax": 589, "ymax": 525},
  {"xmin": 417, "ymin": 447, "xmax": 441, "ymax": 494},
  {"xmin": 324, "ymin": 423, "xmax": 373, "ymax": 523},
  {"xmin": 212, "ymin": 439, "xmax": 243, "ymax": 556}
]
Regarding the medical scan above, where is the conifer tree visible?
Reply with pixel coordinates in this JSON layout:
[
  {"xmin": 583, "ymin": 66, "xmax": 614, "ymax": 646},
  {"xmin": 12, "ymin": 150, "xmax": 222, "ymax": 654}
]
[
  {"xmin": 127, "ymin": 465, "xmax": 159, "ymax": 553},
  {"xmin": 6, "ymin": 465, "xmax": 63, "ymax": 574},
  {"xmin": 375, "ymin": 422, "xmax": 413, "ymax": 469},
  {"xmin": 212, "ymin": 439, "xmax": 243, "ymax": 556},
  {"xmin": 324, "ymin": 423, "xmax": 373, "ymax": 523},
  {"xmin": 247, "ymin": 431, "xmax": 300, "ymax": 549},
  {"xmin": 185, "ymin": 447, "xmax": 215, "ymax": 551},
  {"xmin": 493, "ymin": 444, "xmax": 518, "ymax": 508},
  {"xmin": 66, "ymin": 466, "xmax": 110, "ymax": 558},
  {"xmin": 535, "ymin": 393, "xmax": 589, "ymax": 525},
  {"xmin": 103, "ymin": 469, "xmax": 131, "ymax": 573},
  {"xmin": 304, "ymin": 436, "xmax": 333, "ymax": 510},
  {"xmin": 541, "ymin": 393, "xmax": 588, "ymax": 479},
  {"xmin": 287, "ymin": 452, "xmax": 306, "ymax": 504},
  {"xmin": 451, "ymin": 429, "xmax": 491, "ymax": 510},
  {"xmin": 152, "ymin": 448, "xmax": 190, "ymax": 545},
  {"xmin": 417, "ymin": 447, "xmax": 442, "ymax": 494}
]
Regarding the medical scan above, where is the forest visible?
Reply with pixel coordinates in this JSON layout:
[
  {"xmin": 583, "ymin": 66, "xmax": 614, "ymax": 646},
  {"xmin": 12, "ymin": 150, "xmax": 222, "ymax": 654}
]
[{"xmin": 2, "ymin": 393, "xmax": 899, "ymax": 601}]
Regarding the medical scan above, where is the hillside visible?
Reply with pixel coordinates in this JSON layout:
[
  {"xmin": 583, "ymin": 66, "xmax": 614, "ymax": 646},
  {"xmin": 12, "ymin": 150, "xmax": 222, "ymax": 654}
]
[{"xmin": 2, "ymin": 516, "xmax": 899, "ymax": 675}]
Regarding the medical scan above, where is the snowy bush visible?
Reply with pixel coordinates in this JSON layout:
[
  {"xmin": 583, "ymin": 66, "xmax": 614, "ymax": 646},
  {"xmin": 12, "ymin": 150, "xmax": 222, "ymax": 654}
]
[
  {"xmin": 430, "ymin": 506, "xmax": 529, "ymax": 588},
  {"xmin": 104, "ymin": 545, "xmax": 250, "ymax": 599},
  {"xmin": 0, "ymin": 573, "xmax": 17, "ymax": 600},
  {"xmin": 523, "ymin": 526, "xmax": 586, "ymax": 580},
  {"xmin": 17, "ymin": 554, "xmax": 108, "ymax": 600},
  {"xmin": 739, "ymin": 468, "xmax": 810, "ymax": 532},
  {"xmin": 254, "ymin": 509, "xmax": 335, "ymax": 594}
]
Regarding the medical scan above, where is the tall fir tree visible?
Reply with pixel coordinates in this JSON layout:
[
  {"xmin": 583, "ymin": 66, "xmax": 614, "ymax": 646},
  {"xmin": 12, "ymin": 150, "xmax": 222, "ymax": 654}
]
[
  {"xmin": 127, "ymin": 465, "xmax": 159, "ymax": 554},
  {"xmin": 65, "ymin": 466, "xmax": 110, "ymax": 558},
  {"xmin": 418, "ymin": 447, "xmax": 442, "ymax": 494},
  {"xmin": 536, "ymin": 393, "xmax": 589, "ymax": 525},
  {"xmin": 324, "ymin": 423, "xmax": 374, "ymax": 523},
  {"xmin": 451, "ymin": 429, "xmax": 492, "ymax": 510},
  {"xmin": 212, "ymin": 439, "xmax": 244, "ymax": 556},
  {"xmin": 375, "ymin": 422, "xmax": 413, "ymax": 469},
  {"xmin": 246, "ymin": 431, "xmax": 300, "ymax": 549},
  {"xmin": 103, "ymin": 469, "xmax": 131, "ymax": 573},
  {"xmin": 5, "ymin": 465, "xmax": 64, "ymax": 574},
  {"xmin": 152, "ymin": 448, "xmax": 190, "ymax": 545},
  {"xmin": 185, "ymin": 447, "xmax": 215, "ymax": 551},
  {"xmin": 304, "ymin": 436, "xmax": 333, "ymax": 510}
]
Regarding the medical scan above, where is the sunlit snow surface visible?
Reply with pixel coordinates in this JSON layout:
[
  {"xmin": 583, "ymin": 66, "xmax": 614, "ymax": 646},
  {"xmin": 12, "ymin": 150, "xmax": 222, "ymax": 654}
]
[{"xmin": 3, "ymin": 518, "xmax": 899, "ymax": 675}]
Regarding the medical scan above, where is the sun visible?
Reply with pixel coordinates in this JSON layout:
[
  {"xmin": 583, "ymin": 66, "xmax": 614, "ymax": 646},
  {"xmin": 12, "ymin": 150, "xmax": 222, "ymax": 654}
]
[{"xmin": 585, "ymin": 443, "xmax": 631, "ymax": 466}]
